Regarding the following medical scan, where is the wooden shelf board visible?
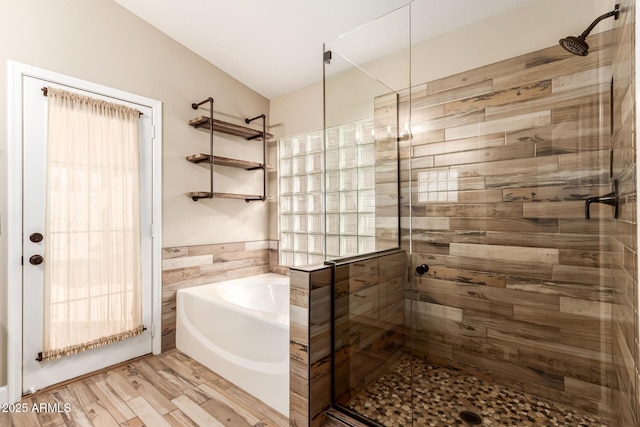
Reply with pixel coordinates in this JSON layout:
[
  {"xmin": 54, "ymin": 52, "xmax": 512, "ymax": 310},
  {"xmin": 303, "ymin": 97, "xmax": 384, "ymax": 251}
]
[
  {"xmin": 187, "ymin": 153, "xmax": 274, "ymax": 172},
  {"xmin": 186, "ymin": 154, "xmax": 273, "ymax": 170},
  {"xmin": 188, "ymin": 191, "xmax": 271, "ymax": 201},
  {"xmin": 188, "ymin": 116, "xmax": 274, "ymax": 140}
]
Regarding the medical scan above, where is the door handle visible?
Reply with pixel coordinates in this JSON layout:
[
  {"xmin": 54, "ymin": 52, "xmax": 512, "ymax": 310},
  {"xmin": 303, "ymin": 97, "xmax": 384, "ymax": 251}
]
[
  {"xmin": 29, "ymin": 255, "xmax": 44, "ymax": 265},
  {"xmin": 30, "ymin": 232, "xmax": 44, "ymax": 243}
]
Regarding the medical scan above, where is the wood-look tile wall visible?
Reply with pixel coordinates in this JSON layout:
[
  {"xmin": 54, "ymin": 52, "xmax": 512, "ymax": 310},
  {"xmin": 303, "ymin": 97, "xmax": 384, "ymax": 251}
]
[
  {"xmin": 161, "ymin": 240, "xmax": 284, "ymax": 351},
  {"xmin": 289, "ymin": 265, "xmax": 332, "ymax": 427},
  {"xmin": 609, "ymin": 1, "xmax": 638, "ymax": 425},
  {"xmin": 371, "ymin": 27, "xmax": 631, "ymax": 419}
]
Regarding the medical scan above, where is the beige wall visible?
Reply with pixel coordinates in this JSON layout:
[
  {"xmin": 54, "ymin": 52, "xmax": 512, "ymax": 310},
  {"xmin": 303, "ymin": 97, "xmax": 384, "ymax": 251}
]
[
  {"xmin": 410, "ymin": 0, "xmax": 614, "ymax": 85},
  {"xmin": 0, "ymin": 0, "xmax": 270, "ymax": 387},
  {"xmin": 270, "ymin": 0, "xmax": 613, "ymax": 140},
  {"xmin": 269, "ymin": 83, "xmax": 324, "ymax": 240}
]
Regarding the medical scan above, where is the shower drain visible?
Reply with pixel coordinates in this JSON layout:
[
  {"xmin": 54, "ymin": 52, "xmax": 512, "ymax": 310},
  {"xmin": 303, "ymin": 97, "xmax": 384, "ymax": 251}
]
[{"xmin": 459, "ymin": 410, "xmax": 483, "ymax": 425}]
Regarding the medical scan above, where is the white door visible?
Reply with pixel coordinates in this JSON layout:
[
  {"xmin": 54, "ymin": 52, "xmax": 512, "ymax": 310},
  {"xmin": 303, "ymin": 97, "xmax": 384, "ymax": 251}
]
[{"xmin": 21, "ymin": 76, "xmax": 154, "ymax": 393}]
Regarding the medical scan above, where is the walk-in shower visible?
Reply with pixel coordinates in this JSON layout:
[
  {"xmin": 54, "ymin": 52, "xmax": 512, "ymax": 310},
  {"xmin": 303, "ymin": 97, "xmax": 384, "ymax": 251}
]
[{"xmin": 323, "ymin": 1, "xmax": 637, "ymax": 426}]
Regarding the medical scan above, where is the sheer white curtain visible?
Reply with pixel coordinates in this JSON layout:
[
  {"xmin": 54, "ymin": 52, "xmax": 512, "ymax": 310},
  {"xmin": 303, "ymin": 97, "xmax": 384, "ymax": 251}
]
[{"xmin": 41, "ymin": 87, "xmax": 143, "ymax": 362}]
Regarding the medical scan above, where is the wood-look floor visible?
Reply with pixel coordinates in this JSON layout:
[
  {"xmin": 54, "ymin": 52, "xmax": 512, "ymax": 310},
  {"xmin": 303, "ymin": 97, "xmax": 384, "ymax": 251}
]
[{"xmin": 1, "ymin": 349, "xmax": 288, "ymax": 427}]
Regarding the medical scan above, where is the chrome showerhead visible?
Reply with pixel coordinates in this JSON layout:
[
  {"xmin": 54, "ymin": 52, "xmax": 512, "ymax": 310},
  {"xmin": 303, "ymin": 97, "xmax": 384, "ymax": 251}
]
[{"xmin": 559, "ymin": 4, "xmax": 620, "ymax": 56}]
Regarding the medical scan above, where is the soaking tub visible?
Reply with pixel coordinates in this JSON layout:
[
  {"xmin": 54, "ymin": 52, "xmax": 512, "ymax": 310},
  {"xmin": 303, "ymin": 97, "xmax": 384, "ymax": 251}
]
[{"xmin": 176, "ymin": 272, "xmax": 290, "ymax": 416}]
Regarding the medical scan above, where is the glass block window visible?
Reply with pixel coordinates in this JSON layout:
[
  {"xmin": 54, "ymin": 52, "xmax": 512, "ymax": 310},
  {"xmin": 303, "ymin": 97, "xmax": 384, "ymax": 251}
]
[
  {"xmin": 325, "ymin": 118, "xmax": 375, "ymax": 259},
  {"xmin": 279, "ymin": 130, "xmax": 325, "ymax": 267},
  {"xmin": 417, "ymin": 169, "xmax": 459, "ymax": 203},
  {"xmin": 279, "ymin": 118, "xmax": 376, "ymax": 267}
]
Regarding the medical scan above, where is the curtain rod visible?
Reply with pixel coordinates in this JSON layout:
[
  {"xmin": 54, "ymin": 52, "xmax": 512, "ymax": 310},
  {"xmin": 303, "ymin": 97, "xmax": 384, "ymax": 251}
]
[{"xmin": 41, "ymin": 87, "xmax": 143, "ymax": 117}]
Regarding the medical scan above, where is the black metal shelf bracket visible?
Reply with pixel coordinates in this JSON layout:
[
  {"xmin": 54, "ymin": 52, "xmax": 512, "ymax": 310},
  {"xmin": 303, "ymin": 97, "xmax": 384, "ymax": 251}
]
[
  {"xmin": 244, "ymin": 114, "xmax": 267, "ymax": 202},
  {"xmin": 191, "ymin": 97, "xmax": 215, "ymax": 201},
  {"xmin": 585, "ymin": 179, "xmax": 619, "ymax": 219}
]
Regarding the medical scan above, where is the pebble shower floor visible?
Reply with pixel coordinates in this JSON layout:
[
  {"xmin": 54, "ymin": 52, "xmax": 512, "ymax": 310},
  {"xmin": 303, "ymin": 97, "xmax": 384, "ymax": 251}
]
[{"xmin": 344, "ymin": 356, "xmax": 608, "ymax": 426}]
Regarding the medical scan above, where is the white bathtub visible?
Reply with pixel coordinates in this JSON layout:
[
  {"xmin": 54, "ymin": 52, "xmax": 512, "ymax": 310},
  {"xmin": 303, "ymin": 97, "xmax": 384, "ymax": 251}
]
[{"xmin": 176, "ymin": 273, "xmax": 290, "ymax": 416}]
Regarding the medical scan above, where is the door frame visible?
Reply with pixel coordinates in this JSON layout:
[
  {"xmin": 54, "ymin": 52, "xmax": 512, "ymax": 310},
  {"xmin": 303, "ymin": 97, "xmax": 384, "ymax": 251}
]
[{"xmin": 6, "ymin": 60, "xmax": 163, "ymax": 403}]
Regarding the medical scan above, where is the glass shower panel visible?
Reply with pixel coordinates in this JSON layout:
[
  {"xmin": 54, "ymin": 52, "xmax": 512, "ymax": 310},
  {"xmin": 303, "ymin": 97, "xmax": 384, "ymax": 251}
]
[
  {"xmin": 330, "ymin": 250, "xmax": 408, "ymax": 424},
  {"xmin": 406, "ymin": 1, "xmax": 624, "ymax": 425},
  {"xmin": 327, "ymin": 1, "xmax": 636, "ymax": 426},
  {"xmin": 323, "ymin": 4, "xmax": 409, "ymax": 258},
  {"xmin": 325, "ymin": 4, "xmax": 411, "ymax": 425}
]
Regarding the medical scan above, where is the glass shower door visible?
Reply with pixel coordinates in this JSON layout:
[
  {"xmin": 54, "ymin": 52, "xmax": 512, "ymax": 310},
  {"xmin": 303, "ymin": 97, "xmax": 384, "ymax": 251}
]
[
  {"xmin": 326, "ymin": 1, "xmax": 635, "ymax": 426},
  {"xmin": 324, "ymin": 4, "xmax": 411, "ymax": 425},
  {"xmin": 406, "ymin": 2, "xmax": 625, "ymax": 425}
]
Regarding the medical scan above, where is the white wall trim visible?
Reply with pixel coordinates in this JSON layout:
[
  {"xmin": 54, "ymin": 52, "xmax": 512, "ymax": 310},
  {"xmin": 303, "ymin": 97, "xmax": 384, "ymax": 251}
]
[
  {"xmin": 6, "ymin": 60, "xmax": 163, "ymax": 403},
  {"xmin": 7, "ymin": 60, "xmax": 24, "ymax": 404},
  {"xmin": 0, "ymin": 386, "xmax": 6, "ymax": 404}
]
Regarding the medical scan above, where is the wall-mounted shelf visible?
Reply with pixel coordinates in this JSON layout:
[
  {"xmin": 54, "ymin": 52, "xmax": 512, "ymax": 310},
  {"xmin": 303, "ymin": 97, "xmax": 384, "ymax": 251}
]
[
  {"xmin": 187, "ymin": 191, "xmax": 270, "ymax": 201},
  {"xmin": 189, "ymin": 116, "xmax": 274, "ymax": 140},
  {"xmin": 186, "ymin": 153, "xmax": 273, "ymax": 171},
  {"xmin": 187, "ymin": 97, "xmax": 270, "ymax": 202}
]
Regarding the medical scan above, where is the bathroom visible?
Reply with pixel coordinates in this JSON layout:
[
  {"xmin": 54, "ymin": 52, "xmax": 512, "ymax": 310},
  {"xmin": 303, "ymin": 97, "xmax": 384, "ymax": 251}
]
[{"xmin": 0, "ymin": 0, "xmax": 638, "ymax": 426}]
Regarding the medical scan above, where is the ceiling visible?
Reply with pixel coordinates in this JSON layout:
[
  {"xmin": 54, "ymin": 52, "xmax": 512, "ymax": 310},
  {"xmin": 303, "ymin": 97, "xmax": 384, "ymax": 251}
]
[{"xmin": 113, "ymin": 0, "xmax": 535, "ymax": 100}]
